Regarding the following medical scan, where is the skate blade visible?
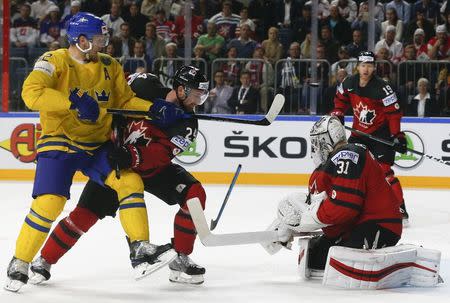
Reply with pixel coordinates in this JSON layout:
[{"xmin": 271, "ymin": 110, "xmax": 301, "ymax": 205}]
[
  {"xmin": 135, "ymin": 249, "xmax": 177, "ymax": 281},
  {"xmin": 4, "ymin": 278, "xmax": 25, "ymax": 292},
  {"xmin": 28, "ymin": 272, "xmax": 47, "ymax": 285},
  {"xmin": 169, "ymin": 270, "xmax": 204, "ymax": 285}
]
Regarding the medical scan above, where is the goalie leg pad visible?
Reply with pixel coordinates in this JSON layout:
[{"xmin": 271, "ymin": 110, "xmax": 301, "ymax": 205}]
[{"xmin": 322, "ymin": 244, "xmax": 441, "ymax": 289}]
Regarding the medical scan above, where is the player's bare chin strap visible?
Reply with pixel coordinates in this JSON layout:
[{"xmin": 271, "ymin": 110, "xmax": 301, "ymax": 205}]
[
  {"xmin": 105, "ymin": 169, "xmax": 149, "ymax": 242},
  {"xmin": 15, "ymin": 194, "xmax": 67, "ymax": 262}
]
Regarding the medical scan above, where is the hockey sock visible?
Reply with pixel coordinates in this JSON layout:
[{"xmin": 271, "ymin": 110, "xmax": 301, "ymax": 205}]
[
  {"xmin": 15, "ymin": 195, "xmax": 66, "ymax": 263},
  {"xmin": 41, "ymin": 206, "xmax": 98, "ymax": 264},
  {"xmin": 381, "ymin": 164, "xmax": 405, "ymax": 208},
  {"xmin": 105, "ymin": 170, "xmax": 149, "ymax": 242},
  {"xmin": 174, "ymin": 183, "xmax": 206, "ymax": 255}
]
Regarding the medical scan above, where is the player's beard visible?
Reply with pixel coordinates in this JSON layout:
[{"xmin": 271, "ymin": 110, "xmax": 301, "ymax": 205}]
[{"xmin": 85, "ymin": 50, "xmax": 99, "ymax": 62}]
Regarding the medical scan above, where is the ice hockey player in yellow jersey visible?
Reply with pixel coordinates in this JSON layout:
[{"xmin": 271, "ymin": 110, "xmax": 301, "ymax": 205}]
[{"xmin": 5, "ymin": 12, "xmax": 181, "ymax": 292}]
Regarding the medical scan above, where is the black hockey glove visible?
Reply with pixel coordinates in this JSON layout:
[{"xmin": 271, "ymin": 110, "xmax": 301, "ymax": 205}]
[
  {"xmin": 392, "ymin": 132, "xmax": 407, "ymax": 154},
  {"xmin": 108, "ymin": 145, "xmax": 136, "ymax": 170}
]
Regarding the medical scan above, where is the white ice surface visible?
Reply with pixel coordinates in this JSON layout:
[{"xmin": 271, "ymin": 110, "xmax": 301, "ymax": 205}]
[{"xmin": 0, "ymin": 182, "xmax": 449, "ymax": 303}]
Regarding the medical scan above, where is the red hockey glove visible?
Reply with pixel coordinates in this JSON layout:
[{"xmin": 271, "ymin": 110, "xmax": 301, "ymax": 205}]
[
  {"xmin": 330, "ymin": 110, "xmax": 345, "ymax": 124},
  {"xmin": 108, "ymin": 145, "xmax": 140, "ymax": 170},
  {"xmin": 392, "ymin": 132, "xmax": 407, "ymax": 154}
]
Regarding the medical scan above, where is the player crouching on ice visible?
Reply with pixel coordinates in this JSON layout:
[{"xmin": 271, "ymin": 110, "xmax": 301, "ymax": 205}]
[
  {"xmin": 265, "ymin": 116, "xmax": 442, "ymax": 289},
  {"xmin": 28, "ymin": 67, "xmax": 209, "ymax": 285}
]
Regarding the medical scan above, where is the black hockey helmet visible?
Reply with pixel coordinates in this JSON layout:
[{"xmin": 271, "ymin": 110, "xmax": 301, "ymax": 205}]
[
  {"xmin": 357, "ymin": 51, "xmax": 376, "ymax": 64},
  {"xmin": 173, "ymin": 65, "xmax": 209, "ymax": 105},
  {"xmin": 127, "ymin": 72, "xmax": 171, "ymax": 101}
]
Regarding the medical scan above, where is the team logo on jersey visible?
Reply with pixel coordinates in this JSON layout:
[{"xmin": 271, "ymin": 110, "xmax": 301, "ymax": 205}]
[
  {"xmin": 354, "ymin": 102, "xmax": 376, "ymax": 126},
  {"xmin": 394, "ymin": 130, "xmax": 424, "ymax": 169},
  {"xmin": 95, "ymin": 90, "xmax": 110, "ymax": 102},
  {"xmin": 174, "ymin": 130, "xmax": 207, "ymax": 165},
  {"xmin": 124, "ymin": 121, "xmax": 151, "ymax": 146}
]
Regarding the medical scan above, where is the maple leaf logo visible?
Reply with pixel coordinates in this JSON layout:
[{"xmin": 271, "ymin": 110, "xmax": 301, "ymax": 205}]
[
  {"xmin": 353, "ymin": 102, "xmax": 376, "ymax": 126},
  {"xmin": 124, "ymin": 120, "xmax": 152, "ymax": 146}
]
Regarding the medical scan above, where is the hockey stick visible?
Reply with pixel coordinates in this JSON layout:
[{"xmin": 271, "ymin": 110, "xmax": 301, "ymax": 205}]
[
  {"xmin": 344, "ymin": 125, "xmax": 450, "ymax": 166},
  {"xmin": 111, "ymin": 115, "xmax": 122, "ymax": 179},
  {"xmin": 187, "ymin": 198, "xmax": 320, "ymax": 246},
  {"xmin": 210, "ymin": 164, "xmax": 242, "ymax": 231},
  {"xmin": 107, "ymin": 94, "xmax": 285, "ymax": 126}
]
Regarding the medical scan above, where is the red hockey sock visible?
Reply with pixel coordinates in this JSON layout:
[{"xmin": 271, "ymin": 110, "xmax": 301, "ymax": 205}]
[
  {"xmin": 381, "ymin": 163, "xmax": 405, "ymax": 207},
  {"xmin": 173, "ymin": 183, "xmax": 206, "ymax": 255},
  {"xmin": 41, "ymin": 206, "xmax": 98, "ymax": 264}
]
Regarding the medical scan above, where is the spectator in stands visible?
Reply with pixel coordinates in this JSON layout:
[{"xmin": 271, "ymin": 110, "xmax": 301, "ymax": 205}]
[
  {"xmin": 154, "ymin": 42, "xmax": 183, "ymax": 87},
  {"xmin": 322, "ymin": 5, "xmax": 352, "ymax": 46},
  {"xmin": 62, "ymin": 1, "xmax": 81, "ymax": 27},
  {"xmin": 196, "ymin": 22, "xmax": 225, "ymax": 63},
  {"xmin": 141, "ymin": 22, "xmax": 166, "ymax": 64},
  {"xmin": 140, "ymin": 0, "xmax": 162, "ymax": 20},
  {"xmin": 345, "ymin": 29, "xmax": 366, "ymax": 58},
  {"xmin": 123, "ymin": 40, "xmax": 152, "ymax": 74},
  {"xmin": 30, "ymin": 0, "xmax": 58, "ymax": 24},
  {"xmin": 301, "ymin": 45, "xmax": 329, "ymax": 114},
  {"xmin": 398, "ymin": 44, "xmax": 423, "ymax": 105},
  {"xmin": 228, "ymin": 70, "xmax": 260, "ymax": 114},
  {"xmin": 300, "ymin": 32, "xmax": 312, "ymax": 58},
  {"xmin": 386, "ymin": 0, "xmax": 411, "ymax": 25},
  {"xmin": 331, "ymin": 46, "xmax": 356, "ymax": 78},
  {"xmin": 245, "ymin": 46, "xmax": 274, "ymax": 112},
  {"xmin": 375, "ymin": 47, "xmax": 394, "ymax": 81},
  {"xmin": 444, "ymin": 10, "xmax": 450, "ymax": 34},
  {"xmin": 227, "ymin": 24, "xmax": 257, "ymax": 59},
  {"xmin": 414, "ymin": 0, "xmax": 440, "ymax": 24},
  {"xmin": 101, "ymin": 1, "xmax": 125, "ymax": 38},
  {"xmin": 192, "ymin": 44, "xmax": 208, "ymax": 76},
  {"xmin": 204, "ymin": 70, "xmax": 234, "ymax": 114},
  {"xmin": 275, "ymin": 0, "xmax": 301, "ymax": 29},
  {"xmin": 154, "ymin": 9, "xmax": 176, "ymax": 43},
  {"xmin": 235, "ymin": 7, "xmax": 256, "ymax": 38},
  {"xmin": 221, "ymin": 46, "xmax": 241, "ymax": 86},
  {"xmin": 292, "ymin": 4, "xmax": 312, "ymax": 44},
  {"xmin": 193, "ymin": 0, "xmax": 220, "ymax": 19},
  {"xmin": 113, "ymin": 22, "xmax": 136, "ymax": 57},
  {"xmin": 413, "ymin": 28, "xmax": 431, "ymax": 60},
  {"xmin": 279, "ymin": 41, "xmax": 304, "ymax": 113},
  {"xmin": 10, "ymin": 3, "xmax": 38, "ymax": 49},
  {"xmin": 209, "ymin": 0, "xmax": 241, "ymax": 42},
  {"xmin": 305, "ymin": 0, "xmax": 331, "ymax": 20},
  {"xmin": 320, "ymin": 25, "xmax": 340, "ymax": 64},
  {"xmin": 408, "ymin": 78, "xmax": 438, "ymax": 116},
  {"xmin": 123, "ymin": 2, "xmax": 149, "ymax": 39},
  {"xmin": 331, "ymin": 0, "xmax": 358, "ymax": 23},
  {"xmin": 324, "ymin": 68, "xmax": 348, "ymax": 113},
  {"xmin": 81, "ymin": 0, "xmax": 109, "ymax": 18},
  {"xmin": 375, "ymin": 25, "xmax": 403, "ymax": 64},
  {"xmin": 39, "ymin": 6, "xmax": 64, "ymax": 47},
  {"xmin": 381, "ymin": 7, "xmax": 404, "ymax": 42},
  {"xmin": 49, "ymin": 40, "xmax": 60, "ymax": 51},
  {"xmin": 173, "ymin": 9, "xmax": 204, "ymax": 48},
  {"xmin": 248, "ymin": 0, "xmax": 277, "ymax": 41},
  {"xmin": 428, "ymin": 24, "xmax": 450, "ymax": 60},
  {"xmin": 351, "ymin": 1, "xmax": 381, "ymax": 39},
  {"xmin": 105, "ymin": 42, "xmax": 119, "ymax": 58},
  {"xmin": 406, "ymin": 7, "xmax": 436, "ymax": 44},
  {"xmin": 261, "ymin": 27, "xmax": 284, "ymax": 66}
]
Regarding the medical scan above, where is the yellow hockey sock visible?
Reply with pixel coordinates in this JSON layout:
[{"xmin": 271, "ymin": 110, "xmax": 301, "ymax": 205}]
[
  {"xmin": 105, "ymin": 170, "xmax": 149, "ymax": 242},
  {"xmin": 15, "ymin": 194, "xmax": 66, "ymax": 262}
]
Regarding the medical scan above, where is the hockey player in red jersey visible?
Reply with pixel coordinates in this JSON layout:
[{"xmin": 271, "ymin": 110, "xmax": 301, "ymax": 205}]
[
  {"xmin": 330, "ymin": 51, "xmax": 409, "ymax": 223},
  {"xmin": 270, "ymin": 116, "xmax": 402, "ymax": 272},
  {"xmin": 29, "ymin": 66, "xmax": 210, "ymax": 285}
]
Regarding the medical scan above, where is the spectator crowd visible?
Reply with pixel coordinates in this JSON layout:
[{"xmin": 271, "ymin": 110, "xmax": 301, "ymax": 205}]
[{"xmin": 8, "ymin": 0, "xmax": 450, "ymax": 116}]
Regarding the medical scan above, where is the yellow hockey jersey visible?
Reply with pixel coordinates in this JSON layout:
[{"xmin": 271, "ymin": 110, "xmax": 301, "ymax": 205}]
[{"xmin": 22, "ymin": 48, "xmax": 152, "ymax": 154}]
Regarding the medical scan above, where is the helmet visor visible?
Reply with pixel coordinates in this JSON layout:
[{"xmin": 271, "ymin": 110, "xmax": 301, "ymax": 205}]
[{"xmin": 186, "ymin": 86, "xmax": 209, "ymax": 105}]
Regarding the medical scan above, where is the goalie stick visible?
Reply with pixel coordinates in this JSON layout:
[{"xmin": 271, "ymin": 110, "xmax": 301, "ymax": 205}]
[
  {"xmin": 210, "ymin": 164, "xmax": 242, "ymax": 231},
  {"xmin": 344, "ymin": 125, "xmax": 450, "ymax": 167},
  {"xmin": 187, "ymin": 198, "xmax": 320, "ymax": 246},
  {"xmin": 107, "ymin": 94, "xmax": 285, "ymax": 126}
]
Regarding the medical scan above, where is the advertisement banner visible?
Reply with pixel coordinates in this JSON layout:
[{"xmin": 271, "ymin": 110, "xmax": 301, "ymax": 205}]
[{"xmin": 0, "ymin": 114, "xmax": 449, "ymax": 187}]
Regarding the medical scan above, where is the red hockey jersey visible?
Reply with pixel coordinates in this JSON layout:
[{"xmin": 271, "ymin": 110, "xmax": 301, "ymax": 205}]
[
  {"xmin": 333, "ymin": 74, "xmax": 402, "ymax": 135},
  {"xmin": 308, "ymin": 143, "xmax": 402, "ymax": 239}
]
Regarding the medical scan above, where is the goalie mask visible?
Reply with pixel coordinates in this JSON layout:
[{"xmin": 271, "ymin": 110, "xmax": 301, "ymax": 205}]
[{"xmin": 310, "ymin": 116, "xmax": 346, "ymax": 167}]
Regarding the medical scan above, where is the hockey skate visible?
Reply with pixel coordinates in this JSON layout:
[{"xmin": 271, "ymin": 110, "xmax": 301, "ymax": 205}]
[
  {"xmin": 29, "ymin": 256, "xmax": 52, "ymax": 285},
  {"xmin": 169, "ymin": 253, "xmax": 205, "ymax": 285},
  {"xmin": 130, "ymin": 241, "xmax": 177, "ymax": 281},
  {"xmin": 4, "ymin": 257, "xmax": 29, "ymax": 292}
]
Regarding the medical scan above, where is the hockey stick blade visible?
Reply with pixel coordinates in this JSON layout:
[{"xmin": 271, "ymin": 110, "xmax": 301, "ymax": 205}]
[
  {"xmin": 210, "ymin": 164, "xmax": 242, "ymax": 231},
  {"xmin": 187, "ymin": 198, "xmax": 279, "ymax": 246},
  {"xmin": 344, "ymin": 125, "xmax": 450, "ymax": 166}
]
